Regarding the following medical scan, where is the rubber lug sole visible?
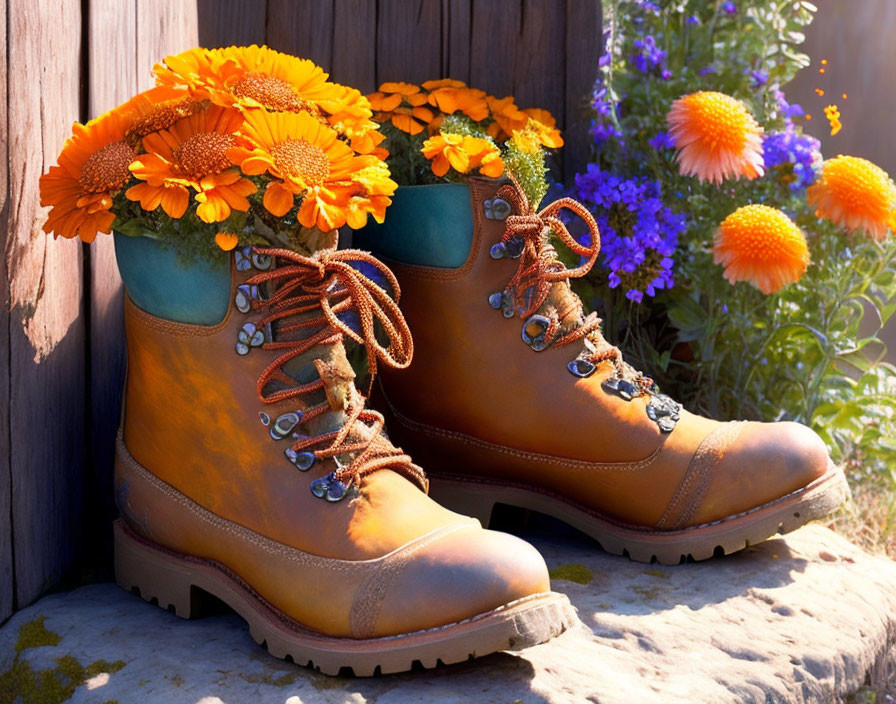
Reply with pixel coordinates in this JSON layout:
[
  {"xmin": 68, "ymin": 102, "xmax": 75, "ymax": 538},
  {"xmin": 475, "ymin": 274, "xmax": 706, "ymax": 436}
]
[
  {"xmin": 427, "ymin": 465, "xmax": 850, "ymax": 565},
  {"xmin": 113, "ymin": 520, "xmax": 577, "ymax": 676}
]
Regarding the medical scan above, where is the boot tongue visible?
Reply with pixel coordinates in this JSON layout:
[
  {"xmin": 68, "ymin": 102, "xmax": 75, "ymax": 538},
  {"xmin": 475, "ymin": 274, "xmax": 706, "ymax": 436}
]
[{"xmin": 261, "ymin": 273, "xmax": 357, "ymax": 437}]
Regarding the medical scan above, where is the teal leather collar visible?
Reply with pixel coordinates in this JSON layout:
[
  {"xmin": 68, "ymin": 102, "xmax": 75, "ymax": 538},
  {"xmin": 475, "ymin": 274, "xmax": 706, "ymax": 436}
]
[
  {"xmin": 355, "ymin": 183, "xmax": 473, "ymax": 268},
  {"xmin": 114, "ymin": 232, "xmax": 231, "ymax": 326}
]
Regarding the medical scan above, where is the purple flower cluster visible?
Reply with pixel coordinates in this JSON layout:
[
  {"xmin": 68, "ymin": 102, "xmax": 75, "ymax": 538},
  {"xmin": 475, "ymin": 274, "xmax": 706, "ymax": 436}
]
[
  {"xmin": 575, "ymin": 164, "xmax": 686, "ymax": 303},
  {"xmin": 590, "ymin": 86, "xmax": 623, "ymax": 147},
  {"xmin": 763, "ymin": 126, "xmax": 821, "ymax": 191},
  {"xmin": 631, "ymin": 35, "xmax": 667, "ymax": 75}
]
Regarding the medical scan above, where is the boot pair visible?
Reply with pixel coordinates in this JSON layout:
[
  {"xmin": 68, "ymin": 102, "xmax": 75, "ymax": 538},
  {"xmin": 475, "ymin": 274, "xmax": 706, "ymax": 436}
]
[{"xmin": 113, "ymin": 176, "xmax": 848, "ymax": 676}]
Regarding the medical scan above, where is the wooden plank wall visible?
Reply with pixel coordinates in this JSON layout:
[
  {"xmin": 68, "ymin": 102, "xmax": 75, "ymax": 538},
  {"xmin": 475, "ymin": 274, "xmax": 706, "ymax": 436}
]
[{"xmin": 0, "ymin": 0, "xmax": 603, "ymax": 623}]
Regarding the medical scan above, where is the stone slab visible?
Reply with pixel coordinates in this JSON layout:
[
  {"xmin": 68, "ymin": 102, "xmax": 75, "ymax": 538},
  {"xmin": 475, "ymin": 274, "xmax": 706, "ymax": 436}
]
[{"xmin": 0, "ymin": 523, "xmax": 894, "ymax": 704}]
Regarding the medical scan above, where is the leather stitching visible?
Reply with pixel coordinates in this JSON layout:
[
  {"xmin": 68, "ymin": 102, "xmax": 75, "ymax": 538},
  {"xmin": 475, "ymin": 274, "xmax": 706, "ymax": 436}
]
[
  {"xmin": 656, "ymin": 422, "xmax": 746, "ymax": 530},
  {"xmin": 117, "ymin": 432, "xmax": 469, "ymax": 574},
  {"xmin": 381, "ymin": 383, "xmax": 662, "ymax": 473},
  {"xmin": 349, "ymin": 524, "xmax": 474, "ymax": 638}
]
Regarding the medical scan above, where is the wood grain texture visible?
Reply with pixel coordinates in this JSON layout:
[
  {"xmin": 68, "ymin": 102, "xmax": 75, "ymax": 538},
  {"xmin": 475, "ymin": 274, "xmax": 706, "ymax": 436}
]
[
  {"xmin": 442, "ymin": 0, "xmax": 471, "ymax": 82},
  {"xmin": 0, "ymin": 0, "xmax": 13, "ymax": 623},
  {"xmin": 376, "ymin": 0, "xmax": 442, "ymax": 84},
  {"xmin": 332, "ymin": 0, "xmax": 376, "ymax": 92},
  {"xmin": 266, "ymin": 0, "xmax": 334, "ymax": 69},
  {"xmin": 86, "ymin": 0, "xmax": 138, "ymax": 576},
  {"xmin": 197, "ymin": 0, "xmax": 266, "ymax": 49},
  {"xmin": 6, "ymin": 0, "xmax": 86, "ymax": 607},
  {"xmin": 136, "ymin": 0, "xmax": 199, "ymax": 90},
  {"xmin": 564, "ymin": 0, "xmax": 601, "ymax": 182}
]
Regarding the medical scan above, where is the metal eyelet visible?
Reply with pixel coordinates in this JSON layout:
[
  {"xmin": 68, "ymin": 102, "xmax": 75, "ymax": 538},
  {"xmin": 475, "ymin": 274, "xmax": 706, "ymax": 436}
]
[
  {"xmin": 521, "ymin": 314, "xmax": 551, "ymax": 351},
  {"xmin": 251, "ymin": 252, "xmax": 272, "ymax": 270},
  {"xmin": 504, "ymin": 236, "xmax": 523, "ymax": 259},
  {"xmin": 603, "ymin": 376, "xmax": 641, "ymax": 401},
  {"xmin": 269, "ymin": 411, "xmax": 303, "ymax": 440},
  {"xmin": 235, "ymin": 247, "xmax": 253, "ymax": 272},
  {"xmin": 310, "ymin": 472, "xmax": 351, "ymax": 502},
  {"xmin": 285, "ymin": 448, "xmax": 316, "ymax": 471},
  {"xmin": 236, "ymin": 322, "xmax": 265, "ymax": 355},
  {"xmin": 258, "ymin": 412, "xmax": 271, "ymax": 426},
  {"xmin": 488, "ymin": 292, "xmax": 505, "ymax": 310},
  {"xmin": 484, "ymin": 198, "xmax": 512, "ymax": 220},
  {"xmin": 490, "ymin": 242, "xmax": 507, "ymax": 259},
  {"xmin": 646, "ymin": 394, "xmax": 681, "ymax": 433},
  {"xmin": 567, "ymin": 358, "xmax": 597, "ymax": 378},
  {"xmin": 234, "ymin": 284, "xmax": 261, "ymax": 314}
]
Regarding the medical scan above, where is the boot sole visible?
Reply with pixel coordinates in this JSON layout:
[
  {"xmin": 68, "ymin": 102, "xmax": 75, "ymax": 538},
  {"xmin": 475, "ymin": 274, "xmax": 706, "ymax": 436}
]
[
  {"xmin": 114, "ymin": 520, "xmax": 577, "ymax": 676},
  {"xmin": 427, "ymin": 465, "xmax": 850, "ymax": 565}
]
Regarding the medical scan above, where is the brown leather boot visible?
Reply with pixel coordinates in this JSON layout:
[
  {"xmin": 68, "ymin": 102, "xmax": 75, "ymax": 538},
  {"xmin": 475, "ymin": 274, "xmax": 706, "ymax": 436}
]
[
  {"xmin": 113, "ymin": 240, "xmax": 574, "ymax": 676},
  {"xmin": 366, "ymin": 177, "xmax": 849, "ymax": 565}
]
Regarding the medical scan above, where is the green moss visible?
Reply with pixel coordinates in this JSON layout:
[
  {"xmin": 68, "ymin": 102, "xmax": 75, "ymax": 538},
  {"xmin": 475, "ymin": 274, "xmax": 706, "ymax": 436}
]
[
  {"xmin": 0, "ymin": 648, "xmax": 127, "ymax": 704},
  {"xmin": 549, "ymin": 563, "xmax": 593, "ymax": 585},
  {"xmin": 240, "ymin": 670, "xmax": 302, "ymax": 687},
  {"xmin": 630, "ymin": 584, "xmax": 667, "ymax": 601},
  {"xmin": 14, "ymin": 617, "xmax": 61, "ymax": 652},
  {"xmin": 643, "ymin": 568, "xmax": 670, "ymax": 579}
]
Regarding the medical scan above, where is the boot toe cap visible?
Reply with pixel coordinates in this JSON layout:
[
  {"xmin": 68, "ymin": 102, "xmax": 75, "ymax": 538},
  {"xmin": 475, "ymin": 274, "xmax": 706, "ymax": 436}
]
[
  {"xmin": 369, "ymin": 524, "xmax": 552, "ymax": 637},
  {"xmin": 687, "ymin": 420, "xmax": 831, "ymax": 526}
]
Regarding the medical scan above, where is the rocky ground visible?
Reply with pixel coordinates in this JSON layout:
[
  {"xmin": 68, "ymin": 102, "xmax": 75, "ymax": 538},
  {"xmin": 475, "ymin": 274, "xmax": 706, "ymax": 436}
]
[{"xmin": 1, "ymin": 521, "xmax": 894, "ymax": 704}]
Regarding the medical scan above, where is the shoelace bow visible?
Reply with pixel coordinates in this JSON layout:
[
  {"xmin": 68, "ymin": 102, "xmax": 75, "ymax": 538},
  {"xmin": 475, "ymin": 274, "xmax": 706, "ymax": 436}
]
[
  {"xmin": 496, "ymin": 183, "xmax": 654, "ymax": 389},
  {"xmin": 246, "ymin": 247, "xmax": 427, "ymax": 492}
]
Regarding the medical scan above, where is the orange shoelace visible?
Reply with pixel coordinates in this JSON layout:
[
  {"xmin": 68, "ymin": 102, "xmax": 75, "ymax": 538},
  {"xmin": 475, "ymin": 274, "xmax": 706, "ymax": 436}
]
[
  {"xmin": 495, "ymin": 182, "xmax": 653, "ymax": 388},
  {"xmin": 245, "ymin": 247, "xmax": 427, "ymax": 497}
]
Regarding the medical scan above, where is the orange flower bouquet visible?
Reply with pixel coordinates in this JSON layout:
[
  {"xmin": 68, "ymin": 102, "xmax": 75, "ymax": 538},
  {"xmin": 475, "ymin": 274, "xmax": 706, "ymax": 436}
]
[
  {"xmin": 39, "ymin": 45, "xmax": 396, "ymax": 258},
  {"xmin": 367, "ymin": 79, "xmax": 563, "ymax": 207}
]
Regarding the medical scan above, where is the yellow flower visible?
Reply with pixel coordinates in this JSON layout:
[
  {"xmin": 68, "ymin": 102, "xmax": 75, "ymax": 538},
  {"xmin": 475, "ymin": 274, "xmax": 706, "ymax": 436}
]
[
  {"xmin": 126, "ymin": 104, "xmax": 256, "ymax": 223},
  {"xmin": 422, "ymin": 133, "xmax": 504, "ymax": 178},
  {"xmin": 227, "ymin": 108, "xmax": 396, "ymax": 230},
  {"xmin": 486, "ymin": 95, "xmax": 529, "ymax": 140},
  {"xmin": 807, "ymin": 155, "xmax": 896, "ymax": 240},
  {"xmin": 666, "ymin": 91, "xmax": 764, "ymax": 185},
  {"xmin": 522, "ymin": 108, "xmax": 564, "ymax": 148},
  {"xmin": 39, "ymin": 108, "xmax": 136, "ymax": 242},
  {"xmin": 713, "ymin": 204, "xmax": 809, "ymax": 294}
]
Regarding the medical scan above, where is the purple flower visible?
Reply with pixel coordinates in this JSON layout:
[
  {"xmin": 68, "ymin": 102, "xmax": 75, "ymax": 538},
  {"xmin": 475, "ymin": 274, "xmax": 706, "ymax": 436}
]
[
  {"xmin": 599, "ymin": 52, "xmax": 611, "ymax": 67},
  {"xmin": 661, "ymin": 69, "xmax": 672, "ymax": 80},
  {"xmin": 774, "ymin": 89, "xmax": 804, "ymax": 120},
  {"xmin": 763, "ymin": 127, "xmax": 821, "ymax": 191},
  {"xmin": 631, "ymin": 35, "xmax": 667, "ymax": 74},
  {"xmin": 575, "ymin": 165, "xmax": 685, "ymax": 303},
  {"xmin": 723, "ymin": 1, "xmax": 736, "ymax": 14},
  {"xmin": 649, "ymin": 131, "xmax": 676, "ymax": 150},
  {"xmin": 751, "ymin": 70, "xmax": 768, "ymax": 88},
  {"xmin": 686, "ymin": 15, "xmax": 700, "ymax": 25},
  {"xmin": 699, "ymin": 65, "xmax": 717, "ymax": 75}
]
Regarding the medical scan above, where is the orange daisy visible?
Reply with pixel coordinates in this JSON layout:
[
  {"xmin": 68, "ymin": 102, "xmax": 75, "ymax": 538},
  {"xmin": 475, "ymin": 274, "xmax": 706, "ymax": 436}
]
[
  {"xmin": 667, "ymin": 91, "xmax": 764, "ymax": 185},
  {"xmin": 156, "ymin": 46, "xmax": 335, "ymax": 111},
  {"xmin": 713, "ymin": 204, "xmax": 809, "ymax": 294},
  {"xmin": 368, "ymin": 82, "xmax": 435, "ymax": 135},
  {"xmin": 422, "ymin": 133, "xmax": 504, "ymax": 178},
  {"xmin": 523, "ymin": 108, "xmax": 564, "ymax": 148},
  {"xmin": 422, "ymin": 79, "xmax": 489, "ymax": 122},
  {"xmin": 126, "ymin": 104, "xmax": 256, "ymax": 223},
  {"xmin": 487, "ymin": 95, "xmax": 529, "ymax": 140},
  {"xmin": 39, "ymin": 109, "xmax": 137, "ymax": 242},
  {"xmin": 318, "ymin": 83, "xmax": 386, "ymax": 156},
  {"xmin": 121, "ymin": 85, "xmax": 205, "ymax": 146},
  {"xmin": 807, "ymin": 155, "xmax": 896, "ymax": 240},
  {"xmin": 227, "ymin": 108, "xmax": 396, "ymax": 230}
]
